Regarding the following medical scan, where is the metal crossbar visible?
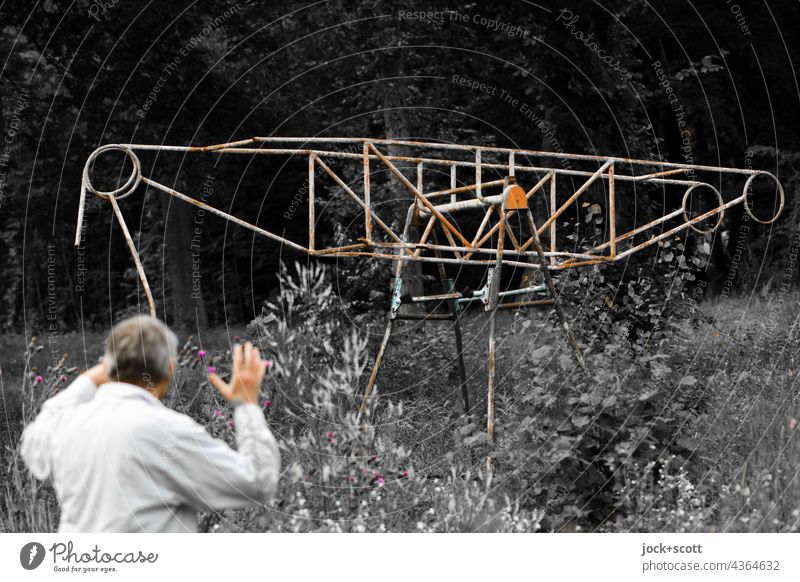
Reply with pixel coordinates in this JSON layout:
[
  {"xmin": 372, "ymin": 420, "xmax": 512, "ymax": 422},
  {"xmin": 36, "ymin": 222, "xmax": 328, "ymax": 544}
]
[{"xmin": 75, "ymin": 137, "xmax": 785, "ymax": 464}]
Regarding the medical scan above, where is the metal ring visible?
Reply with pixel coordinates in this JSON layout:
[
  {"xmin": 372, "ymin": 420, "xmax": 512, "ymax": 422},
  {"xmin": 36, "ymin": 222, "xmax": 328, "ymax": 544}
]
[
  {"xmin": 681, "ymin": 182, "xmax": 725, "ymax": 235},
  {"xmin": 743, "ymin": 171, "xmax": 784, "ymax": 225},
  {"xmin": 83, "ymin": 145, "xmax": 141, "ymax": 200}
]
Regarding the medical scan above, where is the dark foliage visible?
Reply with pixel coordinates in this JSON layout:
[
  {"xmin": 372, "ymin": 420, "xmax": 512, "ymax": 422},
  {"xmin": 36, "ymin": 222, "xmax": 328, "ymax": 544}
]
[{"xmin": 0, "ymin": 1, "xmax": 798, "ymax": 333}]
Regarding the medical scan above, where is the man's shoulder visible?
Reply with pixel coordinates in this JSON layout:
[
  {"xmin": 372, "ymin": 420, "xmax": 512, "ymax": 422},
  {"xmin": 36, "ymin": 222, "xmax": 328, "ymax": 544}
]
[
  {"xmin": 147, "ymin": 404, "xmax": 203, "ymax": 427},
  {"xmin": 128, "ymin": 404, "xmax": 207, "ymax": 441}
]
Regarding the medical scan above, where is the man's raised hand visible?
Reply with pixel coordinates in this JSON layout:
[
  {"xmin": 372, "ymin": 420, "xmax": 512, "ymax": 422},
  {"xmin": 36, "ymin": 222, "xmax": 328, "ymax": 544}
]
[
  {"xmin": 208, "ymin": 342, "xmax": 266, "ymax": 404},
  {"xmin": 84, "ymin": 362, "xmax": 109, "ymax": 387}
]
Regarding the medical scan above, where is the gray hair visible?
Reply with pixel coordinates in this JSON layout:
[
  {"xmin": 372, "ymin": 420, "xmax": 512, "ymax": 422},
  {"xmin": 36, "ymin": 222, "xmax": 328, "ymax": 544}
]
[{"xmin": 104, "ymin": 315, "xmax": 179, "ymax": 386}]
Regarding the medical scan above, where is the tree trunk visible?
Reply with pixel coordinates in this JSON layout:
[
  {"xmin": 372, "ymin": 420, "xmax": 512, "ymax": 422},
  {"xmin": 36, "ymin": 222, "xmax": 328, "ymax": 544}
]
[
  {"xmin": 380, "ymin": 25, "xmax": 425, "ymax": 302},
  {"xmin": 159, "ymin": 191, "xmax": 208, "ymax": 331}
]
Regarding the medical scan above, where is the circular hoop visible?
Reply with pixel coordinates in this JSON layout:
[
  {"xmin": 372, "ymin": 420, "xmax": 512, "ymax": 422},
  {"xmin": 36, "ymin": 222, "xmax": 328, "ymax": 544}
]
[
  {"xmin": 681, "ymin": 182, "xmax": 725, "ymax": 235},
  {"xmin": 83, "ymin": 145, "xmax": 141, "ymax": 200},
  {"xmin": 743, "ymin": 171, "xmax": 784, "ymax": 225}
]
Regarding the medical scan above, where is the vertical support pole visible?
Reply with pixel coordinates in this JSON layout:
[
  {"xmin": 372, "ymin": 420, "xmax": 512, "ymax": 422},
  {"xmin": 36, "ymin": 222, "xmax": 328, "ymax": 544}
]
[
  {"xmin": 549, "ymin": 172, "xmax": 557, "ymax": 266},
  {"xmin": 431, "ymin": 228, "xmax": 470, "ymax": 415},
  {"xmin": 485, "ymin": 189, "xmax": 507, "ymax": 471},
  {"xmin": 450, "ymin": 164, "xmax": 457, "ymax": 204},
  {"xmin": 476, "ymin": 149, "xmax": 482, "ymax": 199},
  {"xmin": 363, "ymin": 142, "xmax": 372, "ymax": 241},
  {"xmin": 360, "ymin": 318, "xmax": 394, "ymax": 421},
  {"xmin": 487, "ymin": 299, "xmax": 498, "ymax": 473},
  {"xmin": 525, "ymin": 209, "xmax": 586, "ymax": 369},
  {"xmin": 452, "ymin": 309, "xmax": 470, "ymax": 415},
  {"xmin": 308, "ymin": 154, "xmax": 315, "ymax": 251},
  {"xmin": 358, "ymin": 204, "xmax": 416, "ymax": 422},
  {"xmin": 608, "ymin": 162, "xmax": 616, "ymax": 258},
  {"xmin": 417, "ymin": 162, "xmax": 424, "ymax": 210},
  {"xmin": 508, "ymin": 151, "xmax": 515, "ymax": 177}
]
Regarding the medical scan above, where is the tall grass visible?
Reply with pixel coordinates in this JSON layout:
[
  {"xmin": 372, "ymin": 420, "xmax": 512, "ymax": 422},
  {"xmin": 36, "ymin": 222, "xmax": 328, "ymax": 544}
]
[
  {"xmin": 1, "ymin": 338, "xmax": 65, "ymax": 532},
  {"xmin": 3, "ymin": 266, "xmax": 800, "ymax": 532}
]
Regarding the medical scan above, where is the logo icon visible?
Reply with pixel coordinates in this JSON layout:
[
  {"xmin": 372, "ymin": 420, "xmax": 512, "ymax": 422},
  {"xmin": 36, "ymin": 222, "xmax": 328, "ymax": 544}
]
[{"xmin": 20, "ymin": 542, "xmax": 45, "ymax": 570}]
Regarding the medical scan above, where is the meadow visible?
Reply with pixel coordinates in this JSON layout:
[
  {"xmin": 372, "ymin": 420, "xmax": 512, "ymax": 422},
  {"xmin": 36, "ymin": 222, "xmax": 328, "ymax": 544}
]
[{"xmin": 2, "ymin": 263, "xmax": 800, "ymax": 533}]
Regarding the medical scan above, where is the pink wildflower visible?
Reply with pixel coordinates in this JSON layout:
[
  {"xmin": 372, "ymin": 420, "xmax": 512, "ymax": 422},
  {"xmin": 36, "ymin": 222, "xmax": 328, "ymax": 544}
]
[
  {"xmin": 227, "ymin": 420, "xmax": 234, "ymax": 429},
  {"xmin": 35, "ymin": 375, "xmax": 43, "ymax": 384},
  {"xmin": 791, "ymin": 418, "xmax": 798, "ymax": 431},
  {"xmin": 207, "ymin": 366, "xmax": 216, "ymax": 374},
  {"xmin": 375, "ymin": 475, "xmax": 385, "ymax": 487},
  {"xmin": 264, "ymin": 359, "xmax": 273, "ymax": 370},
  {"xmin": 213, "ymin": 408, "xmax": 221, "ymax": 417},
  {"xmin": 59, "ymin": 374, "xmax": 67, "ymax": 383},
  {"xmin": 197, "ymin": 350, "xmax": 206, "ymax": 358},
  {"xmin": 263, "ymin": 400, "xmax": 273, "ymax": 408}
]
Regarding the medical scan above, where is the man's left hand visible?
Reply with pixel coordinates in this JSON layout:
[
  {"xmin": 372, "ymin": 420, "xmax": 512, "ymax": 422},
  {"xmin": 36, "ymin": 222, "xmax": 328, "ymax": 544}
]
[{"xmin": 84, "ymin": 362, "xmax": 109, "ymax": 387}]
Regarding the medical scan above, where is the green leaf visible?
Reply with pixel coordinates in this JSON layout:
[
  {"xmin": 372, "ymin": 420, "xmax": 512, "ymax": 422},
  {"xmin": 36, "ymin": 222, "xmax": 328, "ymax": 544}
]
[
  {"xmin": 464, "ymin": 432, "xmax": 490, "ymax": 447},
  {"xmin": 677, "ymin": 437, "xmax": 700, "ymax": 452},
  {"xmin": 458, "ymin": 422, "xmax": 478, "ymax": 436},
  {"xmin": 601, "ymin": 394, "xmax": 618, "ymax": 408},
  {"xmin": 531, "ymin": 345, "xmax": 552, "ymax": 363},
  {"xmin": 639, "ymin": 388, "xmax": 661, "ymax": 402},
  {"xmin": 572, "ymin": 415, "xmax": 591, "ymax": 428}
]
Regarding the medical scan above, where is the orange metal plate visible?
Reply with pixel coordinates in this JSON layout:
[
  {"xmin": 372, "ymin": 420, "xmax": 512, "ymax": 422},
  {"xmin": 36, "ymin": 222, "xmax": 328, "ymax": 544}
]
[{"xmin": 505, "ymin": 185, "xmax": 528, "ymax": 210}]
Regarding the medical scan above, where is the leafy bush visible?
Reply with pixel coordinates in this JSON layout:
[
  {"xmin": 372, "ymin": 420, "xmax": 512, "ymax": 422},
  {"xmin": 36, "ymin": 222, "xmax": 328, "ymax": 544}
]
[
  {"xmin": 5, "ymin": 261, "xmax": 799, "ymax": 534},
  {"xmin": 199, "ymin": 261, "xmax": 545, "ymax": 532}
]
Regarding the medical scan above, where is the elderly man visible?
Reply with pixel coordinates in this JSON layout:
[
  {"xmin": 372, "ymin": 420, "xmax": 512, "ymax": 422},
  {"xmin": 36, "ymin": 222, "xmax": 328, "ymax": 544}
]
[{"xmin": 21, "ymin": 315, "xmax": 280, "ymax": 532}]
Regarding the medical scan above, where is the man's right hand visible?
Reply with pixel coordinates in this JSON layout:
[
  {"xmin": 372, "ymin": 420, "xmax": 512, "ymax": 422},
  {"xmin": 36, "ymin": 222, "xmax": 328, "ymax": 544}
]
[{"xmin": 208, "ymin": 342, "xmax": 266, "ymax": 405}]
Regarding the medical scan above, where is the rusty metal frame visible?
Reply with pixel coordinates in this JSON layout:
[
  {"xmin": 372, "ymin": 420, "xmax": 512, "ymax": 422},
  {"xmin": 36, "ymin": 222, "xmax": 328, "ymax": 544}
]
[
  {"xmin": 76, "ymin": 138, "xmax": 785, "ymax": 274},
  {"xmin": 76, "ymin": 137, "xmax": 785, "ymax": 461}
]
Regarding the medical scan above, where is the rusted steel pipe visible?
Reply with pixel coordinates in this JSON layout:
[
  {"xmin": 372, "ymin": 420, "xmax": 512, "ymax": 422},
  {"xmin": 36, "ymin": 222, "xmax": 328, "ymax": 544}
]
[
  {"xmin": 108, "ymin": 195, "xmax": 155, "ymax": 316},
  {"xmin": 369, "ymin": 144, "xmax": 472, "ymax": 248},
  {"xmin": 313, "ymin": 155, "xmax": 406, "ymax": 247}
]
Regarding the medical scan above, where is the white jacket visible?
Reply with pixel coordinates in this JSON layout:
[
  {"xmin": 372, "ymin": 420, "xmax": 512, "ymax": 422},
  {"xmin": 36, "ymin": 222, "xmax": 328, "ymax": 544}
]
[{"xmin": 20, "ymin": 376, "xmax": 280, "ymax": 532}]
